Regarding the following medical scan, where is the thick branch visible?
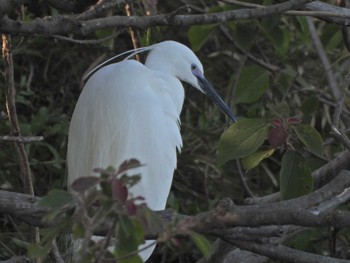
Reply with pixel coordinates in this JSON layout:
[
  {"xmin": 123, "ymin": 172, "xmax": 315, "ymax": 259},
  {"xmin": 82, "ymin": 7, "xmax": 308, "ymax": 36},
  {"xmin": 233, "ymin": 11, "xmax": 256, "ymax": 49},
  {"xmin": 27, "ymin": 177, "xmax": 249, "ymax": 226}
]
[
  {"xmin": 229, "ymin": 240, "xmax": 350, "ymax": 263},
  {"xmin": 246, "ymin": 150, "xmax": 350, "ymax": 204},
  {"xmin": 190, "ymin": 171, "xmax": 350, "ymax": 233},
  {"xmin": 0, "ymin": 0, "xmax": 313, "ymax": 35},
  {"xmin": 1, "ymin": 171, "xmax": 350, "ymax": 231}
]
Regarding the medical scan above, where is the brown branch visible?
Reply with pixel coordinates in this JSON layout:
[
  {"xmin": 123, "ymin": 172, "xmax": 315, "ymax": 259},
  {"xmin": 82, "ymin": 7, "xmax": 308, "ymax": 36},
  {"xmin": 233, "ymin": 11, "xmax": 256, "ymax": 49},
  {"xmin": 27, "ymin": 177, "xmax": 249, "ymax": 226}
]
[
  {"xmin": 125, "ymin": 1, "xmax": 141, "ymax": 61},
  {"xmin": 1, "ymin": 35, "xmax": 34, "ymax": 196},
  {"xmin": 0, "ymin": 0, "xmax": 314, "ymax": 36},
  {"xmin": 2, "ymin": 34, "xmax": 40, "ymax": 258}
]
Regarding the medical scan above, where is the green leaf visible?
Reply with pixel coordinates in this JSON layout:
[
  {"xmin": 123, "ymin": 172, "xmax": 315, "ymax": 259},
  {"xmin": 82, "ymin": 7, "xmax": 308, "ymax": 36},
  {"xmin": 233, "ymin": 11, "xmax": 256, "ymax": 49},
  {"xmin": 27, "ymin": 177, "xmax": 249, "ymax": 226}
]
[
  {"xmin": 259, "ymin": 20, "xmax": 291, "ymax": 56},
  {"xmin": 191, "ymin": 233, "xmax": 212, "ymax": 259},
  {"xmin": 242, "ymin": 148, "xmax": 275, "ymax": 170},
  {"xmin": 293, "ymin": 124, "xmax": 323, "ymax": 156},
  {"xmin": 301, "ymin": 96, "xmax": 319, "ymax": 115},
  {"xmin": 234, "ymin": 65, "xmax": 270, "ymax": 104},
  {"xmin": 27, "ymin": 242, "xmax": 52, "ymax": 259},
  {"xmin": 217, "ymin": 119, "xmax": 269, "ymax": 166},
  {"xmin": 13, "ymin": 238, "xmax": 52, "ymax": 259},
  {"xmin": 280, "ymin": 150, "xmax": 313, "ymax": 200},
  {"xmin": 188, "ymin": 24, "xmax": 217, "ymax": 51},
  {"xmin": 38, "ymin": 189, "xmax": 74, "ymax": 210},
  {"xmin": 296, "ymin": 16, "xmax": 310, "ymax": 44},
  {"xmin": 72, "ymin": 223, "xmax": 85, "ymax": 239},
  {"xmin": 268, "ymin": 102, "xmax": 290, "ymax": 119},
  {"xmin": 235, "ymin": 22, "xmax": 257, "ymax": 50},
  {"xmin": 114, "ymin": 215, "xmax": 144, "ymax": 263},
  {"xmin": 321, "ymin": 24, "xmax": 342, "ymax": 50}
]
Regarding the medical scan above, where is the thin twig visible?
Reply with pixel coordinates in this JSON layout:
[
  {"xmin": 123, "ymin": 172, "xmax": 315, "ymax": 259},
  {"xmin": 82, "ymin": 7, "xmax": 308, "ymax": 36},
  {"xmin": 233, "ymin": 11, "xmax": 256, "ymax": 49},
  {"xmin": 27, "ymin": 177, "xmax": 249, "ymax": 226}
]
[
  {"xmin": 76, "ymin": 0, "xmax": 122, "ymax": 20},
  {"xmin": 219, "ymin": 25, "xmax": 280, "ymax": 72},
  {"xmin": 52, "ymin": 31, "xmax": 123, "ymax": 45},
  {"xmin": 125, "ymin": 0, "xmax": 141, "ymax": 62},
  {"xmin": 330, "ymin": 125, "xmax": 350, "ymax": 151},
  {"xmin": 236, "ymin": 159, "xmax": 255, "ymax": 198},
  {"xmin": 222, "ymin": 0, "xmax": 350, "ymax": 19},
  {"xmin": 0, "ymin": 135, "xmax": 44, "ymax": 143},
  {"xmin": 2, "ymin": 34, "xmax": 35, "ymax": 196},
  {"xmin": 49, "ymin": 240, "xmax": 65, "ymax": 263},
  {"xmin": 2, "ymin": 34, "xmax": 40, "ymax": 262},
  {"xmin": 307, "ymin": 17, "xmax": 341, "ymax": 100},
  {"xmin": 332, "ymin": 94, "xmax": 345, "ymax": 128}
]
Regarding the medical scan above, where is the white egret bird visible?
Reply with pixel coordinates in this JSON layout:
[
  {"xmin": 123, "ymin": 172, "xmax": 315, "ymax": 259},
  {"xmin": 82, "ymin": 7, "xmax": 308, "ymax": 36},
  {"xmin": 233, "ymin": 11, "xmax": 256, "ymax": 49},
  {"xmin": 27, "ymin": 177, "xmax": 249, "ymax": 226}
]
[{"xmin": 67, "ymin": 40, "xmax": 236, "ymax": 261}]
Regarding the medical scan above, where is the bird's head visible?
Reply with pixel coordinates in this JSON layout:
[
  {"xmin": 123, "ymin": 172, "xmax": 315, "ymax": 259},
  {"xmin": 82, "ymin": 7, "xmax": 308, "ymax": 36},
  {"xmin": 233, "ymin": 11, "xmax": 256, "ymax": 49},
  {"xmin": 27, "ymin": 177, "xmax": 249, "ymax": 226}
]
[{"xmin": 146, "ymin": 41, "xmax": 237, "ymax": 122}]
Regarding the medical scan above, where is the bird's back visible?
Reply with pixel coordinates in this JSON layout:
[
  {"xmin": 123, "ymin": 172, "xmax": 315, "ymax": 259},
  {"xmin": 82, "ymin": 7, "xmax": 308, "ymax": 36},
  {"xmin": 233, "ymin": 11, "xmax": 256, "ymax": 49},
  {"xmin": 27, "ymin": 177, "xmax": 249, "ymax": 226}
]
[{"xmin": 67, "ymin": 59, "xmax": 184, "ymax": 210}]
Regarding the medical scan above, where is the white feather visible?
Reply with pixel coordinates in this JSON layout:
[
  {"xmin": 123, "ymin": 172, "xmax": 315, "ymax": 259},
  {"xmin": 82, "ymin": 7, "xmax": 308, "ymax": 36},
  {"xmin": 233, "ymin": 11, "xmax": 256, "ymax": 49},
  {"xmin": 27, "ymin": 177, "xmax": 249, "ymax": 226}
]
[{"xmin": 67, "ymin": 41, "xmax": 214, "ymax": 262}]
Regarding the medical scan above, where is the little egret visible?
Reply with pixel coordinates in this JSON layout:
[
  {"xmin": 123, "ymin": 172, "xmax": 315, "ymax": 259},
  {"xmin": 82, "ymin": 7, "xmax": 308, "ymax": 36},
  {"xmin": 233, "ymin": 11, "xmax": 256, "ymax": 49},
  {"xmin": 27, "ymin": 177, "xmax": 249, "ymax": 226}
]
[{"xmin": 67, "ymin": 40, "xmax": 236, "ymax": 261}]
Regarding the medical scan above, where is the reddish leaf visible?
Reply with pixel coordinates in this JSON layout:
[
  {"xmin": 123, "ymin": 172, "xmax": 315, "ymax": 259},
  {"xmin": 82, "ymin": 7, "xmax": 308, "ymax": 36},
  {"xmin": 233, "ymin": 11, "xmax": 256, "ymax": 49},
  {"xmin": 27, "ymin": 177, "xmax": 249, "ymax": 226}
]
[
  {"xmin": 117, "ymin": 159, "xmax": 142, "ymax": 175},
  {"xmin": 268, "ymin": 126, "xmax": 288, "ymax": 148},
  {"xmin": 125, "ymin": 201, "xmax": 137, "ymax": 216},
  {"xmin": 271, "ymin": 118, "xmax": 283, "ymax": 127},
  {"xmin": 287, "ymin": 117, "xmax": 302, "ymax": 125},
  {"xmin": 71, "ymin": 176, "xmax": 100, "ymax": 193},
  {"xmin": 112, "ymin": 178, "xmax": 128, "ymax": 204}
]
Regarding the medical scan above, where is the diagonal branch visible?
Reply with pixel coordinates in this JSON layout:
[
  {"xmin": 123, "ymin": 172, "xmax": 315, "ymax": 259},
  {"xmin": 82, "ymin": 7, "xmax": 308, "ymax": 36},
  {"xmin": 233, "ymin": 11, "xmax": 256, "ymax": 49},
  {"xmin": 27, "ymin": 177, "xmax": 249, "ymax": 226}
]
[
  {"xmin": 307, "ymin": 17, "xmax": 342, "ymax": 100},
  {"xmin": 228, "ymin": 239, "xmax": 350, "ymax": 263}
]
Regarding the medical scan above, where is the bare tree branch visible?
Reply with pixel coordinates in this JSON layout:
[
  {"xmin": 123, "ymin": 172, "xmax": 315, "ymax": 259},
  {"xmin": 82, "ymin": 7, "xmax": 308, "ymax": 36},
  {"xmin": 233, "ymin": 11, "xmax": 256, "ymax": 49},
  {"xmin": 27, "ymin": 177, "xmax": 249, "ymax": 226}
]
[
  {"xmin": 1, "ymin": 170, "xmax": 350, "ymax": 231},
  {"xmin": 190, "ymin": 183, "xmax": 350, "ymax": 235},
  {"xmin": 228, "ymin": 239, "xmax": 350, "ymax": 263},
  {"xmin": 306, "ymin": 1, "xmax": 350, "ymax": 24},
  {"xmin": 246, "ymin": 150, "xmax": 350, "ymax": 204},
  {"xmin": 0, "ymin": 0, "xmax": 313, "ymax": 35},
  {"xmin": 307, "ymin": 17, "xmax": 342, "ymax": 100},
  {"xmin": 1, "ymin": 169, "xmax": 350, "ymax": 262}
]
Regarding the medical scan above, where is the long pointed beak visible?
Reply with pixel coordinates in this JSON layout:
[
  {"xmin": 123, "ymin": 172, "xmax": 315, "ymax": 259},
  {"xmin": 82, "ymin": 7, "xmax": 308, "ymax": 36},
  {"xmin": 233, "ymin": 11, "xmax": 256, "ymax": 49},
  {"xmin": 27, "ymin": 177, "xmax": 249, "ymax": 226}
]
[{"xmin": 197, "ymin": 76, "xmax": 237, "ymax": 123}]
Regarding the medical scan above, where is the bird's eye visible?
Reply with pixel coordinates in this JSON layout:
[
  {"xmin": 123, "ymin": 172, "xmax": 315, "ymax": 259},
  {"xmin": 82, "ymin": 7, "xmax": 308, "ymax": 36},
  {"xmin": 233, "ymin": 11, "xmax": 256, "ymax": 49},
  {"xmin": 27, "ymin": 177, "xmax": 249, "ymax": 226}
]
[{"xmin": 191, "ymin": 64, "xmax": 197, "ymax": 71}]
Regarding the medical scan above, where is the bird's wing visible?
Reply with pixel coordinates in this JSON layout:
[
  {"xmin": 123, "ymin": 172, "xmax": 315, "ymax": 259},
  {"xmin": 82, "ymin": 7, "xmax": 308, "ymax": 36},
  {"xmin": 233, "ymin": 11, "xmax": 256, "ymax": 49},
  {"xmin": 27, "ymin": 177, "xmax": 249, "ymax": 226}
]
[{"xmin": 67, "ymin": 60, "xmax": 184, "ymax": 210}]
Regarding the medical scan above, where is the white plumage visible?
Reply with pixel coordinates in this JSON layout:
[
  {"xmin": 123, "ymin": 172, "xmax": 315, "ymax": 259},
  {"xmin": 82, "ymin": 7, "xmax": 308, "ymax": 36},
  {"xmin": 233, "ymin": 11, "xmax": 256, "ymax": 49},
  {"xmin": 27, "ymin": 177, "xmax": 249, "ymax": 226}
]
[{"xmin": 67, "ymin": 40, "xmax": 236, "ymax": 262}]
